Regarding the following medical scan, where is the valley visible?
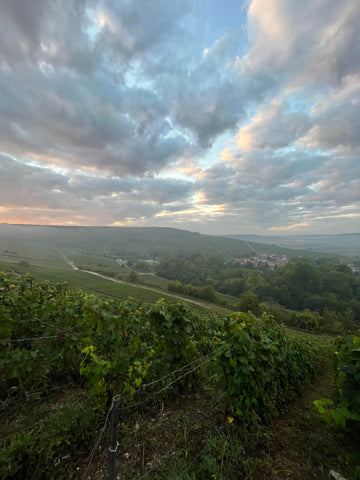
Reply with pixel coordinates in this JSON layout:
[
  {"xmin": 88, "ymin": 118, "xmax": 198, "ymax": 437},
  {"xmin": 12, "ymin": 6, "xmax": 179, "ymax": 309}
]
[{"xmin": 1, "ymin": 224, "xmax": 359, "ymax": 480}]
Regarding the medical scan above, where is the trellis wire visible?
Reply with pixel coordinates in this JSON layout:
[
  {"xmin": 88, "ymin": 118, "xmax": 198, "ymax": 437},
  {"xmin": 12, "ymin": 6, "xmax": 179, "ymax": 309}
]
[{"xmin": 82, "ymin": 346, "xmax": 225, "ymax": 479}]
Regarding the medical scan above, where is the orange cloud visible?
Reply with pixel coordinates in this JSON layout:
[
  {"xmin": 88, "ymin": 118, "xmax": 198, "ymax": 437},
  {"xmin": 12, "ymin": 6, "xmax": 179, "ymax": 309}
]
[{"xmin": 268, "ymin": 222, "xmax": 311, "ymax": 232}]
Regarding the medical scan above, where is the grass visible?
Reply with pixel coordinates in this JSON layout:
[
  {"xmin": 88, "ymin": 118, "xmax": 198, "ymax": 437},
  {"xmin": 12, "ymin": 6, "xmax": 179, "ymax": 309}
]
[
  {"xmin": 80, "ymin": 366, "xmax": 359, "ymax": 480},
  {"xmin": 68, "ymin": 253, "xmax": 129, "ymax": 274},
  {"xmin": 109, "ymin": 373, "xmax": 358, "ymax": 480},
  {"xmin": 252, "ymin": 373, "xmax": 359, "ymax": 480},
  {"xmin": 285, "ymin": 326, "xmax": 336, "ymax": 343},
  {"xmin": 0, "ymin": 388, "xmax": 100, "ymax": 480},
  {"xmin": 0, "ymin": 242, "xmax": 231, "ymax": 315},
  {"xmin": 139, "ymin": 274, "xmax": 170, "ymax": 289}
]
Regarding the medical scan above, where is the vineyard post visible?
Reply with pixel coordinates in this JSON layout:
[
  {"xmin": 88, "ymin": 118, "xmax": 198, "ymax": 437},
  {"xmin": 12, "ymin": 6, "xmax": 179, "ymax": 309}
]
[{"xmin": 108, "ymin": 397, "xmax": 120, "ymax": 480}]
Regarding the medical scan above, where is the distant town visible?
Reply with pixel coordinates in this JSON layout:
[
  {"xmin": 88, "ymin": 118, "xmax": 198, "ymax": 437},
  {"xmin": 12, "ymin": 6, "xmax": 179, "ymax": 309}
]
[{"xmin": 232, "ymin": 253, "xmax": 289, "ymax": 270}]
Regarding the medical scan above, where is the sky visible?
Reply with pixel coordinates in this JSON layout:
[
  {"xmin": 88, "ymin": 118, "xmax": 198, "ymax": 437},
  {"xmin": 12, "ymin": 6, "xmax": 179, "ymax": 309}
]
[{"xmin": 0, "ymin": 0, "xmax": 359, "ymax": 235}]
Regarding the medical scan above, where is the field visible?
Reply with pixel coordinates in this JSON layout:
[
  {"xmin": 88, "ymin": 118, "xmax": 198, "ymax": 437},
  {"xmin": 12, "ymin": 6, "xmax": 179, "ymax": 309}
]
[{"xmin": 0, "ymin": 239, "xmax": 233, "ymax": 315}]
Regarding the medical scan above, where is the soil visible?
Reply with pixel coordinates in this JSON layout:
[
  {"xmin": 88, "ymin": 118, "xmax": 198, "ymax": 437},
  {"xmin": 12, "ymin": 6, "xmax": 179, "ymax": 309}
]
[
  {"xmin": 253, "ymin": 374, "xmax": 352, "ymax": 480},
  {"xmin": 78, "ymin": 374, "xmax": 359, "ymax": 480}
]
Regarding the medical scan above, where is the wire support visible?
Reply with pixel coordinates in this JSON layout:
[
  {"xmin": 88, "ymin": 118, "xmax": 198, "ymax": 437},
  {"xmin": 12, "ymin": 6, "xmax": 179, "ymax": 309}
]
[
  {"xmin": 115, "ymin": 348, "xmax": 218, "ymax": 404},
  {"xmin": 81, "ymin": 347, "xmax": 225, "ymax": 480},
  {"xmin": 118, "ymin": 346, "xmax": 226, "ymax": 411},
  {"xmin": 82, "ymin": 397, "xmax": 115, "ymax": 480},
  {"xmin": 0, "ymin": 422, "xmax": 40, "ymax": 443},
  {"xmin": 1, "ymin": 333, "xmax": 88, "ymax": 343},
  {"xmin": 0, "ymin": 386, "xmax": 64, "ymax": 409}
]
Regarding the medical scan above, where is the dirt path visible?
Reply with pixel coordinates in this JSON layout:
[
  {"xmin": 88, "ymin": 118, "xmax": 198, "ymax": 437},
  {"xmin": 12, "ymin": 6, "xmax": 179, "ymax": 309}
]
[
  {"xmin": 253, "ymin": 373, "xmax": 350, "ymax": 480},
  {"xmin": 81, "ymin": 270, "xmax": 215, "ymax": 310},
  {"xmin": 55, "ymin": 248, "xmax": 231, "ymax": 310},
  {"xmin": 55, "ymin": 249, "xmax": 213, "ymax": 309},
  {"xmin": 55, "ymin": 249, "xmax": 78, "ymax": 270}
]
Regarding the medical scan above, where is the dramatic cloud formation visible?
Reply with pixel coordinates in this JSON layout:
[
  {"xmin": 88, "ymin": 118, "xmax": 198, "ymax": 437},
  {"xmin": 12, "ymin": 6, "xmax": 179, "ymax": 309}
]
[{"xmin": 0, "ymin": 0, "xmax": 359, "ymax": 233}]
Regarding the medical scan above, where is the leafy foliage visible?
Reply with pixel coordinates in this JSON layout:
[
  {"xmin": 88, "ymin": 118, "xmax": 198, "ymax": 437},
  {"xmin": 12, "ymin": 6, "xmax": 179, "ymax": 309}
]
[
  {"xmin": 0, "ymin": 400, "xmax": 99, "ymax": 480},
  {"xmin": 157, "ymin": 255, "xmax": 360, "ymax": 333},
  {"xmin": 168, "ymin": 280, "xmax": 219, "ymax": 303},
  {"xmin": 0, "ymin": 273, "xmax": 201, "ymax": 410},
  {"xmin": 314, "ymin": 332, "xmax": 360, "ymax": 435},
  {"xmin": 0, "ymin": 272, "xmax": 332, "ymax": 478},
  {"xmin": 218, "ymin": 312, "xmax": 324, "ymax": 423}
]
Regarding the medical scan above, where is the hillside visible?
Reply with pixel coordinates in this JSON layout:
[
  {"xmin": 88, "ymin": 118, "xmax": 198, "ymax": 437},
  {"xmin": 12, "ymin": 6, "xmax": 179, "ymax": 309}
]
[
  {"xmin": 223, "ymin": 233, "xmax": 360, "ymax": 256},
  {"xmin": 0, "ymin": 224, "xmax": 251, "ymax": 257},
  {"xmin": 0, "ymin": 224, "xmax": 332, "ymax": 259}
]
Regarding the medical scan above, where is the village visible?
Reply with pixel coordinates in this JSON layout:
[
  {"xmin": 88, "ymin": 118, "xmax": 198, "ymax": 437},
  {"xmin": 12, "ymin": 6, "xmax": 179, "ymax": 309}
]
[{"xmin": 232, "ymin": 253, "xmax": 289, "ymax": 270}]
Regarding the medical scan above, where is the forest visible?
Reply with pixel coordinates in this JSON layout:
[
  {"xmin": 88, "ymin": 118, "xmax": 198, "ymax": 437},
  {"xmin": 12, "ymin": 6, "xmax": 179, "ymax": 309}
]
[{"xmin": 157, "ymin": 256, "xmax": 360, "ymax": 334}]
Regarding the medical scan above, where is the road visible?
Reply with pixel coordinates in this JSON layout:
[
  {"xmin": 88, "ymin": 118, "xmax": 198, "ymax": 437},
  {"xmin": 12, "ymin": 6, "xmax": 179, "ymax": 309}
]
[
  {"xmin": 82, "ymin": 270, "xmax": 214, "ymax": 309},
  {"xmin": 56, "ymin": 249, "xmax": 216, "ymax": 310},
  {"xmin": 245, "ymin": 242, "xmax": 258, "ymax": 255},
  {"xmin": 55, "ymin": 249, "xmax": 78, "ymax": 270}
]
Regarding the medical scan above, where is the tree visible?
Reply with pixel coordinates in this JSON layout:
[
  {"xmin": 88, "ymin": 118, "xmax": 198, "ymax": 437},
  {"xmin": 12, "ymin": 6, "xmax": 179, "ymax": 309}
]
[
  {"xmin": 221, "ymin": 278, "xmax": 244, "ymax": 296},
  {"xmin": 245, "ymin": 270, "xmax": 264, "ymax": 291},
  {"xmin": 296, "ymin": 309, "xmax": 319, "ymax": 331},
  {"xmin": 236, "ymin": 291, "xmax": 260, "ymax": 315},
  {"xmin": 128, "ymin": 270, "xmax": 139, "ymax": 283},
  {"xmin": 199, "ymin": 285, "xmax": 216, "ymax": 302}
]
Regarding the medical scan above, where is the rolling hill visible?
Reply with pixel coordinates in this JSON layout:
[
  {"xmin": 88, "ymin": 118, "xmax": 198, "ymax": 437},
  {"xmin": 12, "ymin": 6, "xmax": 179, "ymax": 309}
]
[
  {"xmin": 223, "ymin": 233, "xmax": 360, "ymax": 256},
  {"xmin": 0, "ymin": 224, "xmax": 335, "ymax": 259}
]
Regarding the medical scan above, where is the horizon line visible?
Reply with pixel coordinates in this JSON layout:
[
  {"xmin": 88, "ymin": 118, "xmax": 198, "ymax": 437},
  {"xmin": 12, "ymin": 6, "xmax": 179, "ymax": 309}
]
[{"xmin": 0, "ymin": 223, "xmax": 359, "ymax": 237}]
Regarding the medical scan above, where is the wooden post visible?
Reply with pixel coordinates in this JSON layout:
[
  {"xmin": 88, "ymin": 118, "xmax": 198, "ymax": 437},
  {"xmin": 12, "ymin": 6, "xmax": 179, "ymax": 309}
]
[{"xmin": 108, "ymin": 398, "xmax": 120, "ymax": 480}]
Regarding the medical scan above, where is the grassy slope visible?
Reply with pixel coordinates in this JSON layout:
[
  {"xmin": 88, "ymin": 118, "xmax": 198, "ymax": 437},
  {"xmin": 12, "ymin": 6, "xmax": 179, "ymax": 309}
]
[
  {"xmin": 0, "ymin": 224, "xmax": 253, "ymax": 257},
  {"xmin": 248, "ymin": 373, "xmax": 356, "ymax": 480},
  {"xmin": 2, "ymin": 223, "xmax": 336, "ymax": 259},
  {"xmin": 0, "ymin": 241, "xmax": 231, "ymax": 314}
]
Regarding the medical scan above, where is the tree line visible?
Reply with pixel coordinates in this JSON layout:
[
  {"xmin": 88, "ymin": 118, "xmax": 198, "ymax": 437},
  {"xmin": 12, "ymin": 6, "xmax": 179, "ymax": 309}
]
[{"xmin": 156, "ymin": 255, "xmax": 360, "ymax": 333}]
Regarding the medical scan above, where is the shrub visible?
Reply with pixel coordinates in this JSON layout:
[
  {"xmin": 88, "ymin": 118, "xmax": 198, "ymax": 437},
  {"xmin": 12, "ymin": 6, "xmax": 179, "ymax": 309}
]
[
  {"xmin": 0, "ymin": 401, "xmax": 99, "ymax": 480},
  {"xmin": 314, "ymin": 332, "xmax": 360, "ymax": 436},
  {"xmin": 218, "ymin": 312, "xmax": 322, "ymax": 423}
]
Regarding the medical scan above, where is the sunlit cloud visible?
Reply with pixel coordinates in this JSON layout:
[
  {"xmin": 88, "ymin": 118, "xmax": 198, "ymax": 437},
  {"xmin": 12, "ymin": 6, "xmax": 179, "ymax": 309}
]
[
  {"xmin": 0, "ymin": 0, "xmax": 359, "ymax": 234},
  {"xmin": 268, "ymin": 222, "xmax": 312, "ymax": 232}
]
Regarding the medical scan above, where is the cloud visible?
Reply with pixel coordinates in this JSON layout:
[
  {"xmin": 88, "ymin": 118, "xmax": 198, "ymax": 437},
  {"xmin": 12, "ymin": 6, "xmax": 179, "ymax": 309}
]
[
  {"xmin": 245, "ymin": 0, "xmax": 360, "ymax": 88},
  {"xmin": 237, "ymin": 98, "xmax": 310, "ymax": 151},
  {"xmin": 0, "ymin": 0, "xmax": 196, "ymax": 177},
  {"xmin": 0, "ymin": 153, "xmax": 194, "ymax": 225},
  {"xmin": 0, "ymin": 66, "xmax": 193, "ymax": 176},
  {"xmin": 196, "ymin": 144, "xmax": 360, "ymax": 232},
  {"xmin": 0, "ymin": 0, "xmax": 359, "ymax": 234},
  {"xmin": 298, "ymin": 75, "xmax": 360, "ymax": 154}
]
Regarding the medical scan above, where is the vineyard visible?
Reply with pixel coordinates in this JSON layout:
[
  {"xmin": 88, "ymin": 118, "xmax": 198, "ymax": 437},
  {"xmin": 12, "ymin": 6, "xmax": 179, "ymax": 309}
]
[{"xmin": 0, "ymin": 273, "xmax": 358, "ymax": 479}]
